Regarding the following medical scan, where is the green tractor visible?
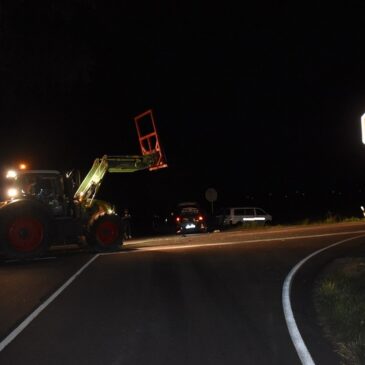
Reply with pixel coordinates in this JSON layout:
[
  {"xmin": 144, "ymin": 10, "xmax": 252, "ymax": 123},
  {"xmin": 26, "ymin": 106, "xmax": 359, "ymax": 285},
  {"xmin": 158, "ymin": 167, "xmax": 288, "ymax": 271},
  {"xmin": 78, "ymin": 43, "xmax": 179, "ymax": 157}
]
[{"xmin": 0, "ymin": 110, "xmax": 167, "ymax": 259}]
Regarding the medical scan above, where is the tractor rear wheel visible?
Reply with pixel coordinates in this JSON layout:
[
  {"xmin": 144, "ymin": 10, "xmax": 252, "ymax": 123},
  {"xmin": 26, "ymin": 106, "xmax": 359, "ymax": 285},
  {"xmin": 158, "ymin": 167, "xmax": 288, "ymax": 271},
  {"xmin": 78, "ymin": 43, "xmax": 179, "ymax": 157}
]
[
  {"xmin": 1, "ymin": 206, "xmax": 50, "ymax": 259},
  {"xmin": 87, "ymin": 214, "xmax": 123, "ymax": 252}
]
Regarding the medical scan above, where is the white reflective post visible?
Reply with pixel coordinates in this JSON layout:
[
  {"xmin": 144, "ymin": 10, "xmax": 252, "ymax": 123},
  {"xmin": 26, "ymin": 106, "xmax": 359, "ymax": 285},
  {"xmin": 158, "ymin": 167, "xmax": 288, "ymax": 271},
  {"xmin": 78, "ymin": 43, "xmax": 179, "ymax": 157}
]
[{"xmin": 361, "ymin": 113, "xmax": 365, "ymax": 144}]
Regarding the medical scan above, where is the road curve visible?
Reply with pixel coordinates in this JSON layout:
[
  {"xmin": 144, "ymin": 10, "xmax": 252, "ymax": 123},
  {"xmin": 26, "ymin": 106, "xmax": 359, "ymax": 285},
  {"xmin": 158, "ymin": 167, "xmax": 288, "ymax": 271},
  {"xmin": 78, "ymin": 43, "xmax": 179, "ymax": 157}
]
[{"xmin": 1, "ymin": 222, "xmax": 365, "ymax": 365}]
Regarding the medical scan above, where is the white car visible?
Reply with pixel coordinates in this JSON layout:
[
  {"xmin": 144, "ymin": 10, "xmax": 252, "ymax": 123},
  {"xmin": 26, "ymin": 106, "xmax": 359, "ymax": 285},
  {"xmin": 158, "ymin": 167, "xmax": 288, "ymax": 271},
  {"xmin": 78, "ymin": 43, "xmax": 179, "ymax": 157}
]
[{"xmin": 218, "ymin": 207, "xmax": 272, "ymax": 226}]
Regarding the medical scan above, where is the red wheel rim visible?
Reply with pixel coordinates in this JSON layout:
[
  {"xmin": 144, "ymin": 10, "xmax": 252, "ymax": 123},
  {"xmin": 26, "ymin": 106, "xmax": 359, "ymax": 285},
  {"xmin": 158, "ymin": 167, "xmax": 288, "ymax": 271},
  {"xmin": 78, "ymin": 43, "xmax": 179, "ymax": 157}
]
[
  {"xmin": 95, "ymin": 221, "xmax": 119, "ymax": 246},
  {"xmin": 8, "ymin": 217, "xmax": 44, "ymax": 252}
]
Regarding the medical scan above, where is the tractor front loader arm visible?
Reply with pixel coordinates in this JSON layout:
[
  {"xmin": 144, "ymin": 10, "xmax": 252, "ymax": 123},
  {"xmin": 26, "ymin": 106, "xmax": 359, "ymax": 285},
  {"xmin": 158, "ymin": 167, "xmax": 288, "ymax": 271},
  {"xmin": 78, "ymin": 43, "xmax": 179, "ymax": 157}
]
[{"xmin": 74, "ymin": 110, "xmax": 167, "ymax": 207}]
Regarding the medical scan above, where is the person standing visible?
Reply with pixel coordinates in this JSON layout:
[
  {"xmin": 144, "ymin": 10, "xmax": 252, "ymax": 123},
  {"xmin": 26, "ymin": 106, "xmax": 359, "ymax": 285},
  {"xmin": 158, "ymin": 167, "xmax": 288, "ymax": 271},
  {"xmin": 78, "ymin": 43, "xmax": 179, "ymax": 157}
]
[{"xmin": 122, "ymin": 208, "xmax": 132, "ymax": 240}]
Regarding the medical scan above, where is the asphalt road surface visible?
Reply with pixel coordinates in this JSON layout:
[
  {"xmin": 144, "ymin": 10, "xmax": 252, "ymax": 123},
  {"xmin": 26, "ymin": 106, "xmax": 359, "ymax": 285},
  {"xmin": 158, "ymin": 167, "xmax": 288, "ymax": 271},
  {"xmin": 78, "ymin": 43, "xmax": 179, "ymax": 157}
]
[{"xmin": 1, "ymin": 222, "xmax": 365, "ymax": 365}]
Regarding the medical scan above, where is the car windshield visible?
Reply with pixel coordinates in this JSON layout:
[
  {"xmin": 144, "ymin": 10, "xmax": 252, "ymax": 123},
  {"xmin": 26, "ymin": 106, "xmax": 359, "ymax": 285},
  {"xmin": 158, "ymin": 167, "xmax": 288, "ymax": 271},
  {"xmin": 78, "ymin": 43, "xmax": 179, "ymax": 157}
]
[{"xmin": 180, "ymin": 207, "xmax": 200, "ymax": 217}]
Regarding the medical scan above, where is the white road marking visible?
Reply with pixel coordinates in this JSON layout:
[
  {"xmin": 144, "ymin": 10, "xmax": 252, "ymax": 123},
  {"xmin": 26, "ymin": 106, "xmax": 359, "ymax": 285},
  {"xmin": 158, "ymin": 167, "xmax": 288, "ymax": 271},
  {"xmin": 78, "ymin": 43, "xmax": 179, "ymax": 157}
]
[
  {"xmin": 282, "ymin": 235, "xmax": 365, "ymax": 365},
  {"xmin": 0, "ymin": 254, "xmax": 100, "ymax": 352}
]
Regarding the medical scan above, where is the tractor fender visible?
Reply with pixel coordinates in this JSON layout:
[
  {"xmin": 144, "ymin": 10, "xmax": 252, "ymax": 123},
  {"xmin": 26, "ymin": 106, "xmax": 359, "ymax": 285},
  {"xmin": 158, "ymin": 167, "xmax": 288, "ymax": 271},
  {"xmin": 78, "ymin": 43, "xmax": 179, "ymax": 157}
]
[{"xmin": 0, "ymin": 198, "xmax": 52, "ymax": 219}]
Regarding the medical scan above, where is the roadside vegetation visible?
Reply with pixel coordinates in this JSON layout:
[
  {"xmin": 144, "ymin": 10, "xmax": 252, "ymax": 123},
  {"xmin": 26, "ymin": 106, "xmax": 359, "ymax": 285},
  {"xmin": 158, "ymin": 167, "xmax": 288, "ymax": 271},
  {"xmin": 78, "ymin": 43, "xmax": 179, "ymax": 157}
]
[
  {"xmin": 296, "ymin": 213, "xmax": 362, "ymax": 226},
  {"xmin": 313, "ymin": 258, "xmax": 365, "ymax": 365}
]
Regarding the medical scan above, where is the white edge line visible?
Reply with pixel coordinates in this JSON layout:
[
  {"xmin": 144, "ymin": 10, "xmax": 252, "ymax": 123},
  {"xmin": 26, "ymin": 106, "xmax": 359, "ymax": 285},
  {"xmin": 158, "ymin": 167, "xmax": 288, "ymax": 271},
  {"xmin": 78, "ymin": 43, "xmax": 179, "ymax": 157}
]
[
  {"xmin": 0, "ymin": 254, "xmax": 100, "ymax": 352},
  {"xmin": 282, "ymin": 234, "xmax": 365, "ymax": 365}
]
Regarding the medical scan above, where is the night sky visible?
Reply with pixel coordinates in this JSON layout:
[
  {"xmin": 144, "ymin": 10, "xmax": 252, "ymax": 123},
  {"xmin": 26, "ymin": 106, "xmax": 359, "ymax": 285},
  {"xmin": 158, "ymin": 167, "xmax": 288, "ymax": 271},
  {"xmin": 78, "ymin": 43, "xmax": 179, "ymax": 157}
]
[{"xmin": 1, "ymin": 1, "xmax": 365, "ymax": 228}]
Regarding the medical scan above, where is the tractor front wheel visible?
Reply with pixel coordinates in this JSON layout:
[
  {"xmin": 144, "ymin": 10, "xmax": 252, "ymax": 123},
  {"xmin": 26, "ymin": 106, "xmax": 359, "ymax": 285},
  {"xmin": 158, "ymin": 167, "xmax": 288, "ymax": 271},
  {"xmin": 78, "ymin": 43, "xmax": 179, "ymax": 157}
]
[{"xmin": 87, "ymin": 214, "xmax": 123, "ymax": 252}]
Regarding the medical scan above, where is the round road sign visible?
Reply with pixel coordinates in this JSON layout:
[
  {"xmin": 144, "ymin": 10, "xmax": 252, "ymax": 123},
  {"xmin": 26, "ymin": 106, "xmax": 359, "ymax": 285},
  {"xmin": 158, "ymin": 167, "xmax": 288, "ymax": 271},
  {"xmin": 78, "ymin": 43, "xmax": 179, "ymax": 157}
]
[{"xmin": 205, "ymin": 188, "xmax": 217, "ymax": 202}]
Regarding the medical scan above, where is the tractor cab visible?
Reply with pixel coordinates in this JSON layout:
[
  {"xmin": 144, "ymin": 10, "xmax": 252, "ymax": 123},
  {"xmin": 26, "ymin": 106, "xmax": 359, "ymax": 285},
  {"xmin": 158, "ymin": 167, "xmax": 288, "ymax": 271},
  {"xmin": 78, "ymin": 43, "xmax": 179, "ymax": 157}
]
[{"xmin": 4, "ymin": 170, "xmax": 67, "ymax": 216}]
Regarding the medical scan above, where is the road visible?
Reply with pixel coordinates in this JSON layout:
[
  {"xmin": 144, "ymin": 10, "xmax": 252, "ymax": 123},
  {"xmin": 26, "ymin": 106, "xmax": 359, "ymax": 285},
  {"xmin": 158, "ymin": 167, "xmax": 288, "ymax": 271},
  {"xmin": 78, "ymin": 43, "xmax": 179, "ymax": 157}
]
[{"xmin": 1, "ymin": 222, "xmax": 365, "ymax": 365}]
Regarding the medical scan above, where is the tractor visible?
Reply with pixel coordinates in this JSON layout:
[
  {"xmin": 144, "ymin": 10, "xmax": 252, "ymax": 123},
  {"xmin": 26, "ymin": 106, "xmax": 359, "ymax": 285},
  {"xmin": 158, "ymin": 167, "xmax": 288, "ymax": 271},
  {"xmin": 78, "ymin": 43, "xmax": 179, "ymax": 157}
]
[{"xmin": 0, "ymin": 110, "xmax": 167, "ymax": 259}]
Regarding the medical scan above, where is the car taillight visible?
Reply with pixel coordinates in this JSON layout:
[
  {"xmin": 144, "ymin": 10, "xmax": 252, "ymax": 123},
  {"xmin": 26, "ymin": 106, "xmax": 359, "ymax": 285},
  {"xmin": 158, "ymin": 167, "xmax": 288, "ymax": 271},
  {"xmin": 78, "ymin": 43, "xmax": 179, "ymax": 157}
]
[
  {"xmin": 176, "ymin": 216, "xmax": 181, "ymax": 222},
  {"xmin": 197, "ymin": 215, "xmax": 204, "ymax": 221}
]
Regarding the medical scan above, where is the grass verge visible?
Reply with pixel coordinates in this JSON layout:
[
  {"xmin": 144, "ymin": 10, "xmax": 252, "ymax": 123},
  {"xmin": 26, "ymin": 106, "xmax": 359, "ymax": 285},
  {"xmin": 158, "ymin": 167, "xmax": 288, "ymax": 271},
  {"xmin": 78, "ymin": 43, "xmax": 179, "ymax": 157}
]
[
  {"xmin": 296, "ymin": 216, "xmax": 362, "ymax": 226},
  {"xmin": 313, "ymin": 258, "xmax": 365, "ymax": 365}
]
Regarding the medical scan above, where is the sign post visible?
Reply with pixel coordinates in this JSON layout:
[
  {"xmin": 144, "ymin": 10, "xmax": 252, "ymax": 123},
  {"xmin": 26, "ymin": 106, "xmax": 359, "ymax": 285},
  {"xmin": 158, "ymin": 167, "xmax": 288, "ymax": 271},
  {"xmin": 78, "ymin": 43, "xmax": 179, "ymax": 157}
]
[{"xmin": 205, "ymin": 188, "xmax": 217, "ymax": 215}]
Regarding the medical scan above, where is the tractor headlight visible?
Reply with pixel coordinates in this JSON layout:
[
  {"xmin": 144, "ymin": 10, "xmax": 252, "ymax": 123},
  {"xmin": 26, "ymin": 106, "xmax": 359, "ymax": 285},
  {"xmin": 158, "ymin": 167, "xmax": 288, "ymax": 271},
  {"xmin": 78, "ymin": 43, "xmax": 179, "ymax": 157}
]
[
  {"xmin": 7, "ymin": 188, "xmax": 19, "ymax": 198},
  {"xmin": 6, "ymin": 170, "xmax": 17, "ymax": 179}
]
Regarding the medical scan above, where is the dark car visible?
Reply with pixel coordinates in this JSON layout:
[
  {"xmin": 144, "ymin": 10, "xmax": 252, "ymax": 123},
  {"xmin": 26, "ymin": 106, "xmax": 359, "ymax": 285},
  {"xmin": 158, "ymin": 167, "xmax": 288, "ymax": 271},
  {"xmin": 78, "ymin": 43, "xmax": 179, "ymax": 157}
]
[{"xmin": 175, "ymin": 202, "xmax": 208, "ymax": 234}]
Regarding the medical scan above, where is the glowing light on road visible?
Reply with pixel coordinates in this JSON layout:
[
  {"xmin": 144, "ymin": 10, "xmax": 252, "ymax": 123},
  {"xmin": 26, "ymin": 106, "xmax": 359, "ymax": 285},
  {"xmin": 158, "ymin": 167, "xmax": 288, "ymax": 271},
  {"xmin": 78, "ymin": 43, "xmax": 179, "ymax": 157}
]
[{"xmin": 19, "ymin": 163, "xmax": 27, "ymax": 170}]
